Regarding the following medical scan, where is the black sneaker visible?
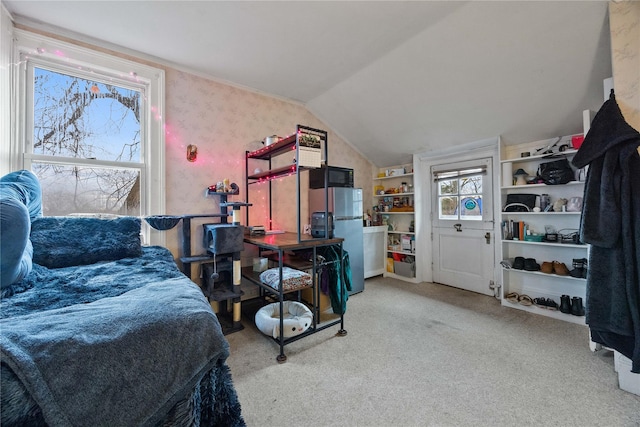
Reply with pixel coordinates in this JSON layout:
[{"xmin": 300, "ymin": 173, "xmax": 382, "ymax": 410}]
[
  {"xmin": 524, "ymin": 258, "xmax": 540, "ymax": 271},
  {"xmin": 513, "ymin": 256, "xmax": 525, "ymax": 270}
]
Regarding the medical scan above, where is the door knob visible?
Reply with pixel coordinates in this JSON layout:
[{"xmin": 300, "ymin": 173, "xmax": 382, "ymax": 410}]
[
  {"xmin": 454, "ymin": 223, "xmax": 462, "ymax": 232},
  {"xmin": 485, "ymin": 232, "xmax": 491, "ymax": 244}
]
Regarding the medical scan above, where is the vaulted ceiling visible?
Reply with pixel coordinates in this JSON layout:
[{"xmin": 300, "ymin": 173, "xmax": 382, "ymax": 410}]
[{"xmin": 4, "ymin": 1, "xmax": 613, "ymax": 167}]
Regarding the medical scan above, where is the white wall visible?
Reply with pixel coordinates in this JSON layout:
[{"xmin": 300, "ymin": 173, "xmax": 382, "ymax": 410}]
[{"xmin": 1, "ymin": 4, "xmax": 12, "ymax": 176}]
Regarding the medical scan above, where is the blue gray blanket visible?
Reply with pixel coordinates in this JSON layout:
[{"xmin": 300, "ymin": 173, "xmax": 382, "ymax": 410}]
[{"xmin": 1, "ymin": 246, "xmax": 232, "ymax": 426}]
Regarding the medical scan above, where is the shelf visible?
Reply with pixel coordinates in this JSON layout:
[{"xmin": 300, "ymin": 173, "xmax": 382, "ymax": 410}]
[
  {"xmin": 246, "ymin": 134, "xmax": 297, "ymax": 160},
  {"xmin": 499, "ymin": 132, "xmax": 589, "ymax": 325},
  {"xmin": 500, "ymin": 149, "xmax": 578, "ymax": 164},
  {"xmin": 180, "ymin": 254, "xmax": 214, "ymax": 264},
  {"xmin": 209, "ymin": 287, "xmax": 244, "ymax": 302},
  {"xmin": 387, "ymin": 249, "xmax": 415, "ymax": 256},
  {"xmin": 247, "ymin": 164, "xmax": 298, "ymax": 181},
  {"xmin": 220, "ymin": 201, "xmax": 252, "ymax": 208},
  {"xmin": 501, "ymin": 181, "xmax": 584, "ymax": 190},
  {"xmin": 380, "ymin": 211, "xmax": 414, "ymax": 215},
  {"xmin": 375, "ymin": 163, "xmax": 417, "ymax": 283},
  {"xmin": 374, "ymin": 172, "xmax": 413, "ymax": 181},
  {"xmin": 501, "ymin": 239, "xmax": 587, "ymax": 249},
  {"xmin": 206, "ymin": 189, "xmax": 239, "ymax": 196},
  {"xmin": 267, "ymin": 253, "xmax": 314, "ymax": 271},
  {"xmin": 374, "ymin": 192, "xmax": 414, "ymax": 197},
  {"xmin": 240, "ymin": 266, "xmax": 313, "ymax": 295},
  {"xmin": 502, "ymin": 300, "xmax": 586, "ymax": 325},
  {"xmin": 503, "ymin": 267, "xmax": 586, "ymax": 282},
  {"xmin": 501, "ymin": 211, "xmax": 581, "ymax": 216},
  {"xmin": 384, "ymin": 272, "xmax": 419, "ymax": 283}
]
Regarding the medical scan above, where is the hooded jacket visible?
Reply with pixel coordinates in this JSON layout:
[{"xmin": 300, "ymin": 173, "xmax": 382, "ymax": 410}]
[{"xmin": 572, "ymin": 91, "xmax": 640, "ymax": 373}]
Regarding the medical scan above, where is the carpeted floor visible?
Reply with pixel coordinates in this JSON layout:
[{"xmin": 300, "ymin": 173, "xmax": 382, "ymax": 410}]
[{"xmin": 225, "ymin": 276, "xmax": 640, "ymax": 427}]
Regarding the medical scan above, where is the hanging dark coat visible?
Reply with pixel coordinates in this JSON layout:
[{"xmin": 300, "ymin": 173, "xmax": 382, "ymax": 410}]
[{"xmin": 572, "ymin": 92, "xmax": 640, "ymax": 373}]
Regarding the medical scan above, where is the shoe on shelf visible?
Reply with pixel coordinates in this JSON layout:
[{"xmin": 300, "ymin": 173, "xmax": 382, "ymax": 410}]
[
  {"xmin": 571, "ymin": 296, "xmax": 585, "ymax": 316},
  {"xmin": 524, "ymin": 258, "xmax": 540, "ymax": 271},
  {"xmin": 545, "ymin": 298, "xmax": 558, "ymax": 310},
  {"xmin": 570, "ymin": 267, "xmax": 586, "ymax": 278},
  {"xmin": 513, "ymin": 257, "xmax": 525, "ymax": 270},
  {"xmin": 560, "ymin": 295, "xmax": 572, "ymax": 314},
  {"xmin": 540, "ymin": 261, "xmax": 554, "ymax": 274},
  {"xmin": 572, "ymin": 258, "xmax": 587, "ymax": 268},
  {"xmin": 570, "ymin": 258, "xmax": 588, "ymax": 278},
  {"xmin": 505, "ymin": 292, "xmax": 520, "ymax": 304},
  {"xmin": 518, "ymin": 294, "xmax": 534, "ymax": 306},
  {"xmin": 534, "ymin": 297, "xmax": 559, "ymax": 310},
  {"xmin": 552, "ymin": 261, "xmax": 570, "ymax": 276},
  {"xmin": 534, "ymin": 297, "xmax": 547, "ymax": 308}
]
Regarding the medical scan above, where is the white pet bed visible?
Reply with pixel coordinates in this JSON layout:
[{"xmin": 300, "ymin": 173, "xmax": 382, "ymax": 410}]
[{"xmin": 255, "ymin": 301, "xmax": 313, "ymax": 339}]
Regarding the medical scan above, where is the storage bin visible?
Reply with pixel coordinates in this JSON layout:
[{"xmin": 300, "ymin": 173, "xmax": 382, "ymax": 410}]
[{"xmin": 393, "ymin": 261, "xmax": 414, "ymax": 278}]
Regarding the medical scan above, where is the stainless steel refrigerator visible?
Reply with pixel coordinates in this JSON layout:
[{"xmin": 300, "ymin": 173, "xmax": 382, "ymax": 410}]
[{"xmin": 309, "ymin": 187, "xmax": 364, "ymax": 294}]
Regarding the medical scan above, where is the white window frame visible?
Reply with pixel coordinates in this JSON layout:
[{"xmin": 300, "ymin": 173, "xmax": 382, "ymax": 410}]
[
  {"xmin": 432, "ymin": 157, "xmax": 493, "ymax": 229},
  {"xmin": 11, "ymin": 30, "xmax": 166, "ymax": 245}
]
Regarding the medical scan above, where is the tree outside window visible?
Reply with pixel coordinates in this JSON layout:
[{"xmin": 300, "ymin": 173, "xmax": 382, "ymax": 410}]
[
  {"xmin": 438, "ymin": 175, "xmax": 483, "ymax": 220},
  {"xmin": 30, "ymin": 67, "xmax": 143, "ymax": 216}
]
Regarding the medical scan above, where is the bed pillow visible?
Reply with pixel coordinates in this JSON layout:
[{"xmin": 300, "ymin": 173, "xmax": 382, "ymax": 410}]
[
  {"xmin": 0, "ymin": 198, "xmax": 33, "ymax": 289},
  {"xmin": 259, "ymin": 267, "xmax": 312, "ymax": 292},
  {"xmin": 31, "ymin": 216, "xmax": 142, "ymax": 268},
  {"xmin": 0, "ymin": 170, "xmax": 42, "ymax": 289}
]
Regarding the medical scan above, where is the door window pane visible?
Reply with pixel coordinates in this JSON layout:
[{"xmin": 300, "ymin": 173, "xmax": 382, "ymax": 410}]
[
  {"xmin": 439, "ymin": 179, "xmax": 458, "ymax": 195},
  {"xmin": 437, "ymin": 174, "xmax": 484, "ymax": 220},
  {"xmin": 439, "ymin": 196, "xmax": 458, "ymax": 219}
]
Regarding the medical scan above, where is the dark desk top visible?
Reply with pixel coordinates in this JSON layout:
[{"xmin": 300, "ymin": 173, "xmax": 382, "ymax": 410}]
[{"xmin": 243, "ymin": 232, "xmax": 343, "ymax": 251}]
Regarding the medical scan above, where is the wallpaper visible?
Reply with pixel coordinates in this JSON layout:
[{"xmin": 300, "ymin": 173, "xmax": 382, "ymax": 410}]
[
  {"xmin": 609, "ymin": 1, "xmax": 640, "ymax": 130},
  {"xmin": 163, "ymin": 69, "xmax": 374, "ymax": 259}
]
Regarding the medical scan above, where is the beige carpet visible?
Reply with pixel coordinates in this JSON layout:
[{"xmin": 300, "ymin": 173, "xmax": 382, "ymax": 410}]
[{"xmin": 225, "ymin": 276, "xmax": 640, "ymax": 427}]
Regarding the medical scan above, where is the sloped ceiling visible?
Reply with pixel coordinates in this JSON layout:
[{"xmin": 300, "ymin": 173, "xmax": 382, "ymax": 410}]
[{"xmin": 3, "ymin": 1, "xmax": 612, "ymax": 167}]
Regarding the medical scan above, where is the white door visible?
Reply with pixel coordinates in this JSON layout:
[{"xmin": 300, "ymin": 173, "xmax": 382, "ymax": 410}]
[{"xmin": 431, "ymin": 158, "xmax": 495, "ymax": 296}]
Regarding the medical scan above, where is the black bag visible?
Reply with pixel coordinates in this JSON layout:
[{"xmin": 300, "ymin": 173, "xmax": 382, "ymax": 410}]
[
  {"xmin": 504, "ymin": 194, "xmax": 536, "ymax": 212},
  {"xmin": 538, "ymin": 158, "xmax": 574, "ymax": 185}
]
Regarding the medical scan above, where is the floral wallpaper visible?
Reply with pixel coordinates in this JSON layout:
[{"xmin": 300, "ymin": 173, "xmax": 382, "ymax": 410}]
[
  {"xmin": 609, "ymin": 1, "xmax": 640, "ymax": 131},
  {"xmin": 163, "ymin": 69, "xmax": 374, "ymax": 261}
]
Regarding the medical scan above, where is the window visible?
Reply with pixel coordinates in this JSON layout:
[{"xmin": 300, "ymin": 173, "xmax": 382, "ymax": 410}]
[
  {"xmin": 434, "ymin": 166, "xmax": 486, "ymax": 221},
  {"xmin": 12, "ymin": 30, "xmax": 165, "ymax": 243},
  {"xmin": 30, "ymin": 67, "xmax": 142, "ymax": 216}
]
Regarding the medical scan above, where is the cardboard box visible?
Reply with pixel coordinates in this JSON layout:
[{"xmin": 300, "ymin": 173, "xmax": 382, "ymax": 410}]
[{"xmin": 301, "ymin": 287, "xmax": 331, "ymax": 312}]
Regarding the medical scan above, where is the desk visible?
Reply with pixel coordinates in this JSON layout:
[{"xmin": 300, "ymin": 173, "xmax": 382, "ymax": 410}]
[{"xmin": 242, "ymin": 232, "xmax": 347, "ymax": 362}]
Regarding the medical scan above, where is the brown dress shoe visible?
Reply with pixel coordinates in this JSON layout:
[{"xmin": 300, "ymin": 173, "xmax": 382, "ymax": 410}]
[
  {"xmin": 553, "ymin": 261, "xmax": 570, "ymax": 276},
  {"xmin": 540, "ymin": 261, "xmax": 553, "ymax": 274}
]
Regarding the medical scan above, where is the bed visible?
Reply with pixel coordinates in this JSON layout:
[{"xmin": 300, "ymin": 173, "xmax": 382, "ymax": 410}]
[{"xmin": 0, "ymin": 171, "xmax": 245, "ymax": 426}]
